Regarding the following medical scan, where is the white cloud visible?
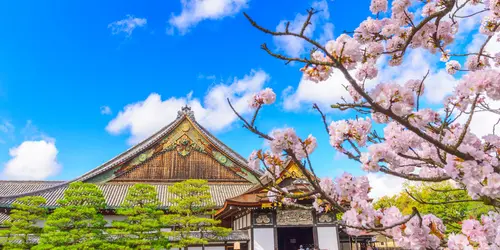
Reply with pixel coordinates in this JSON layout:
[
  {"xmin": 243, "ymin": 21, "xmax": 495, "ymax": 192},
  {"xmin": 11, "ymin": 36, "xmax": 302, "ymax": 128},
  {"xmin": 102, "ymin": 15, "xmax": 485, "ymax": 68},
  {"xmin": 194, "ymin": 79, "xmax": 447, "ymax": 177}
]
[
  {"xmin": 108, "ymin": 15, "xmax": 147, "ymax": 36},
  {"xmin": 100, "ymin": 106, "xmax": 112, "ymax": 115},
  {"xmin": 455, "ymin": 99, "xmax": 500, "ymax": 139},
  {"xmin": 282, "ymin": 49, "xmax": 458, "ymax": 111},
  {"xmin": 168, "ymin": 0, "xmax": 248, "ymax": 34},
  {"xmin": 467, "ymin": 32, "xmax": 500, "ymax": 58},
  {"xmin": 106, "ymin": 70, "xmax": 270, "ymax": 145},
  {"xmin": 282, "ymin": 70, "xmax": 354, "ymax": 110},
  {"xmin": 452, "ymin": 0, "xmax": 487, "ymax": 37},
  {"xmin": 367, "ymin": 173, "xmax": 407, "ymax": 200},
  {"xmin": 273, "ymin": 0, "xmax": 330, "ymax": 57},
  {"xmin": 2, "ymin": 140, "xmax": 61, "ymax": 180}
]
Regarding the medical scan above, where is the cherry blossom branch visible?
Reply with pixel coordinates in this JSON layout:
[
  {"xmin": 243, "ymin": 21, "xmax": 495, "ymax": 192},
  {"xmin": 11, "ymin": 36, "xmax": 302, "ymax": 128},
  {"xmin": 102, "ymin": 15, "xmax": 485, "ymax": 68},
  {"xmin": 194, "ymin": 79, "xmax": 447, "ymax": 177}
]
[
  {"xmin": 244, "ymin": 9, "xmax": 475, "ymax": 161},
  {"xmin": 386, "ymin": 1, "xmax": 455, "ymax": 55},
  {"xmin": 416, "ymin": 70, "xmax": 430, "ymax": 111},
  {"xmin": 454, "ymin": 94, "xmax": 480, "ymax": 149},
  {"xmin": 477, "ymin": 23, "xmax": 500, "ymax": 60},
  {"xmin": 379, "ymin": 167, "xmax": 451, "ymax": 182},
  {"xmin": 300, "ymin": 8, "xmax": 320, "ymax": 36},
  {"xmin": 313, "ymin": 103, "xmax": 330, "ymax": 135},
  {"xmin": 429, "ymin": 187, "xmax": 467, "ymax": 193},
  {"xmin": 454, "ymin": 8, "xmax": 490, "ymax": 18},
  {"xmin": 341, "ymin": 207, "xmax": 422, "ymax": 232},
  {"xmin": 405, "ymin": 189, "xmax": 482, "ymax": 205},
  {"xmin": 227, "ymin": 98, "xmax": 272, "ymax": 140}
]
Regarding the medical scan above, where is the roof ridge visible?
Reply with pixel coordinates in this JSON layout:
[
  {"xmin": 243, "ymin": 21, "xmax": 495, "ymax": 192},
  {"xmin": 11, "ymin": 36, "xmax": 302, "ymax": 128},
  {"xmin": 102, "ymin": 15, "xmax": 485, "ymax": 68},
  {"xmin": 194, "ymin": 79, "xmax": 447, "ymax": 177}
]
[{"xmin": 0, "ymin": 180, "xmax": 64, "ymax": 183}]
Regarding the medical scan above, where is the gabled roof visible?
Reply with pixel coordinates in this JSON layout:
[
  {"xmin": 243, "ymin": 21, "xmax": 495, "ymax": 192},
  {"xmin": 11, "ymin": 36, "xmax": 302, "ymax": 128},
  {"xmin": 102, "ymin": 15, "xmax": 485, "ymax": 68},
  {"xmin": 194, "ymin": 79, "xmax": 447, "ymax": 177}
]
[
  {"xmin": 0, "ymin": 106, "xmax": 262, "ymax": 200},
  {"xmin": 215, "ymin": 160, "xmax": 316, "ymax": 218}
]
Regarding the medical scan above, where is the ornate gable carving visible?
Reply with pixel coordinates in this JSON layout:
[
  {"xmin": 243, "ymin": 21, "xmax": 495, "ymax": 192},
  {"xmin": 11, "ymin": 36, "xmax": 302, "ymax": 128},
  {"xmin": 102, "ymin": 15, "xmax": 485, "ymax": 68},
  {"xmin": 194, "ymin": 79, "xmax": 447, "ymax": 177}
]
[{"xmin": 101, "ymin": 119, "xmax": 257, "ymax": 183}]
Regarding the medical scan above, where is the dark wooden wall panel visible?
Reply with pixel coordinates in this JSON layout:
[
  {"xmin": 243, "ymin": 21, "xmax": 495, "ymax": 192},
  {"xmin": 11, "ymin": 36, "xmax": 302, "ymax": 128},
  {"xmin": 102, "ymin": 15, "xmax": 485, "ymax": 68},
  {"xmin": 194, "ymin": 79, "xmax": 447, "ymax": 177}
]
[{"xmin": 113, "ymin": 151, "xmax": 246, "ymax": 182}]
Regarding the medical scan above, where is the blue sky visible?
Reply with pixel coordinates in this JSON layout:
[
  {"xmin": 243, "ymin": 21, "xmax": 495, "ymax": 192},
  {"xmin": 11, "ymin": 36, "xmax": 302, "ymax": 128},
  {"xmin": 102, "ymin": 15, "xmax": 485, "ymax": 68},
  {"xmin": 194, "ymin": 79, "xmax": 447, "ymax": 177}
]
[{"xmin": 0, "ymin": 0, "xmax": 494, "ymax": 198}]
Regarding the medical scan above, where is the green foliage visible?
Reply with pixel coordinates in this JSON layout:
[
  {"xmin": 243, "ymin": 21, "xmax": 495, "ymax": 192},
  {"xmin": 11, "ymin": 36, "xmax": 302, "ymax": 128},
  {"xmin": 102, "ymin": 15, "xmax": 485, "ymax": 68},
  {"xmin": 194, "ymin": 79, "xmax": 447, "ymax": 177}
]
[
  {"xmin": 34, "ymin": 182, "xmax": 108, "ymax": 250},
  {"xmin": 107, "ymin": 184, "xmax": 169, "ymax": 249},
  {"xmin": 0, "ymin": 196, "xmax": 47, "ymax": 250},
  {"xmin": 163, "ymin": 179, "xmax": 231, "ymax": 248},
  {"xmin": 374, "ymin": 181, "xmax": 493, "ymax": 234}
]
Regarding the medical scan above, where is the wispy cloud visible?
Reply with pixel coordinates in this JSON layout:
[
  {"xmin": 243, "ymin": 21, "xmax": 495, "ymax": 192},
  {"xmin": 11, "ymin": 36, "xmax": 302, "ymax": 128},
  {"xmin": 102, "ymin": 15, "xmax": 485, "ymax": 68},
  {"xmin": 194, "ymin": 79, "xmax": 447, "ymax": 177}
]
[
  {"xmin": 108, "ymin": 15, "xmax": 147, "ymax": 37},
  {"xmin": 168, "ymin": 0, "xmax": 248, "ymax": 35},
  {"xmin": 0, "ymin": 121, "xmax": 14, "ymax": 143},
  {"xmin": 100, "ymin": 106, "xmax": 112, "ymax": 115},
  {"xmin": 198, "ymin": 74, "xmax": 217, "ymax": 80}
]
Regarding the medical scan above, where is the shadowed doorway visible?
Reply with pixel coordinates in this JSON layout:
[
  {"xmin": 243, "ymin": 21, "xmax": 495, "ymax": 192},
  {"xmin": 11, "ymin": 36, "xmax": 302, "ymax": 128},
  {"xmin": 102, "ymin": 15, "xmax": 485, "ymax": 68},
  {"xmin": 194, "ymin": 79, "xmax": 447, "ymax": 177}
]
[{"xmin": 277, "ymin": 227, "xmax": 314, "ymax": 250}]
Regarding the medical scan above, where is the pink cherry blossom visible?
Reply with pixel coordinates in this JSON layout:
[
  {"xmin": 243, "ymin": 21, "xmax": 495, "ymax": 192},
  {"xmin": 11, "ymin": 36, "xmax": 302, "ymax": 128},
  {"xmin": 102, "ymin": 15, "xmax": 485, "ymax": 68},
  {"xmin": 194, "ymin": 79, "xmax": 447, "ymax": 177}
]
[
  {"xmin": 248, "ymin": 88, "xmax": 277, "ymax": 109},
  {"xmin": 356, "ymin": 61, "xmax": 378, "ymax": 81},
  {"xmin": 369, "ymin": 0, "xmax": 387, "ymax": 14},
  {"xmin": 325, "ymin": 34, "xmax": 363, "ymax": 69},
  {"xmin": 446, "ymin": 60, "xmax": 461, "ymax": 75},
  {"xmin": 466, "ymin": 55, "xmax": 490, "ymax": 71},
  {"xmin": 370, "ymin": 83, "xmax": 415, "ymax": 116},
  {"xmin": 404, "ymin": 79, "xmax": 425, "ymax": 96},
  {"xmin": 247, "ymin": 150, "xmax": 261, "ymax": 171},
  {"xmin": 301, "ymin": 51, "xmax": 332, "ymax": 82},
  {"xmin": 328, "ymin": 117, "xmax": 372, "ymax": 149}
]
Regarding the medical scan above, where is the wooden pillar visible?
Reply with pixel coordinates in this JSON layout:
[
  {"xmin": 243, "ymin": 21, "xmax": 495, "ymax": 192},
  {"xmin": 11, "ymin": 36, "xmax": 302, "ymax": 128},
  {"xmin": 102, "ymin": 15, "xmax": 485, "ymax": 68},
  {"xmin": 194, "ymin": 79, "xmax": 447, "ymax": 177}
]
[
  {"xmin": 312, "ymin": 212, "xmax": 319, "ymax": 248},
  {"xmin": 273, "ymin": 210, "xmax": 278, "ymax": 250}
]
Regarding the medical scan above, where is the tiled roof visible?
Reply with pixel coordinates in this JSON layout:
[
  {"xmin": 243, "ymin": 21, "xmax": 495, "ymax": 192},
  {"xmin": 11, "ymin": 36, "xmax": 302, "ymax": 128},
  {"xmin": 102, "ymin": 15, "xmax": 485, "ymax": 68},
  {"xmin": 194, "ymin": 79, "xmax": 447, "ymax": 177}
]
[
  {"xmin": 0, "ymin": 182, "xmax": 254, "ymax": 208},
  {"xmin": 0, "ymin": 181, "xmax": 64, "ymax": 197}
]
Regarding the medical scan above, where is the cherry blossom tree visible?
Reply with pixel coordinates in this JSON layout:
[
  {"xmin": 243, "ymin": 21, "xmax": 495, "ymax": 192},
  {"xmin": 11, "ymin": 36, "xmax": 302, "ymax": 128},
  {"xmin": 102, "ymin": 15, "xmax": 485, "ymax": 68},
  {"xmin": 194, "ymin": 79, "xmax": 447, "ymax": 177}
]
[{"xmin": 229, "ymin": 0, "xmax": 500, "ymax": 249}]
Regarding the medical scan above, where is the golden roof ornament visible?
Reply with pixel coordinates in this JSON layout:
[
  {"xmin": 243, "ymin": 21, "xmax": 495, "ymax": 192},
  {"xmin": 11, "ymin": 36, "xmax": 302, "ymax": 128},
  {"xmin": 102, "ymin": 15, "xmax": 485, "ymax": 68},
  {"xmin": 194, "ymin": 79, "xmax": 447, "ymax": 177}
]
[{"xmin": 177, "ymin": 105, "xmax": 195, "ymax": 120}]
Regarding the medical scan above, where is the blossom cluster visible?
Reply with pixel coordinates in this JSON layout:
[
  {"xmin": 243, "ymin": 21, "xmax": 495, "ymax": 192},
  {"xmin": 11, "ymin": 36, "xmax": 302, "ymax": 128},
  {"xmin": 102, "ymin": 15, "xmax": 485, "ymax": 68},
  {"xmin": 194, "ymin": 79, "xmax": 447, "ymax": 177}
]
[
  {"xmin": 268, "ymin": 128, "xmax": 317, "ymax": 161},
  {"xmin": 247, "ymin": 129, "xmax": 317, "ymax": 178},
  {"xmin": 248, "ymin": 88, "xmax": 276, "ymax": 109},
  {"xmin": 328, "ymin": 117, "xmax": 372, "ymax": 150},
  {"xmin": 448, "ymin": 212, "xmax": 500, "ymax": 249}
]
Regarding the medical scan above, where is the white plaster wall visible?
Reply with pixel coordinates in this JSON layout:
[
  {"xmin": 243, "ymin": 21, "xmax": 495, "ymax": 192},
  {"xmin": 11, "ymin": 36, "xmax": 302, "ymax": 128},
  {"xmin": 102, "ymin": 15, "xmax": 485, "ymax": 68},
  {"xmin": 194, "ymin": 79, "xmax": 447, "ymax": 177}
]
[
  {"xmin": 317, "ymin": 227, "xmax": 340, "ymax": 250},
  {"xmin": 188, "ymin": 247, "xmax": 224, "ymax": 250},
  {"xmin": 248, "ymin": 229, "xmax": 253, "ymax": 250},
  {"xmin": 253, "ymin": 228, "xmax": 274, "ymax": 250},
  {"xmin": 35, "ymin": 219, "xmax": 45, "ymax": 227},
  {"xmin": 205, "ymin": 247, "xmax": 224, "ymax": 250},
  {"xmin": 103, "ymin": 215, "xmax": 126, "ymax": 226}
]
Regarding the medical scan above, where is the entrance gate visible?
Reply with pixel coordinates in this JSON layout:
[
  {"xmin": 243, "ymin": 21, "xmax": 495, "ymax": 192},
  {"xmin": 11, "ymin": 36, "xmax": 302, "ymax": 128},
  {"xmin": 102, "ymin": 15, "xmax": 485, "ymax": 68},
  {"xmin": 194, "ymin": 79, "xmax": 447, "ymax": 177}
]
[{"xmin": 277, "ymin": 227, "xmax": 314, "ymax": 250}]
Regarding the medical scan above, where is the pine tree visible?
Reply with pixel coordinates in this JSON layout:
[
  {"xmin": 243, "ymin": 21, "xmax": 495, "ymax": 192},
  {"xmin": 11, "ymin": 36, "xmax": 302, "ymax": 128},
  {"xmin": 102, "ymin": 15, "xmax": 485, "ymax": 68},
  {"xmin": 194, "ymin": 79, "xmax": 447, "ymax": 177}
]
[
  {"xmin": 34, "ymin": 182, "xmax": 107, "ymax": 250},
  {"xmin": 0, "ymin": 196, "xmax": 47, "ymax": 249},
  {"xmin": 163, "ymin": 179, "xmax": 230, "ymax": 248},
  {"xmin": 108, "ymin": 183, "xmax": 168, "ymax": 249}
]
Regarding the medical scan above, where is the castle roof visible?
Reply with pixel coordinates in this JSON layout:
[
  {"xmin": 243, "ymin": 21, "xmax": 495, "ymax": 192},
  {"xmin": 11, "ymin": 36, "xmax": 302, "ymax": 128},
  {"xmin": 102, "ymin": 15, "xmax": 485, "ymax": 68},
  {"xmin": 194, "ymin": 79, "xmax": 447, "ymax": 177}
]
[{"xmin": 0, "ymin": 106, "xmax": 262, "ymax": 210}]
